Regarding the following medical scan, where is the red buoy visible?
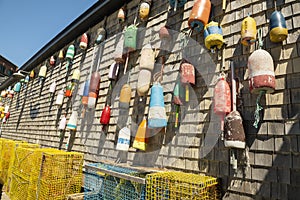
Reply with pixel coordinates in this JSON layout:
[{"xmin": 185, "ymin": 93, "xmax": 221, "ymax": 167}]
[
  {"xmin": 214, "ymin": 75, "xmax": 231, "ymax": 131},
  {"xmin": 100, "ymin": 105, "xmax": 111, "ymax": 125},
  {"xmin": 88, "ymin": 72, "xmax": 101, "ymax": 108}
]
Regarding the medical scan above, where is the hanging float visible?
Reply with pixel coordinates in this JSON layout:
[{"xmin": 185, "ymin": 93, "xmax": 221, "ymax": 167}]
[
  {"xmin": 96, "ymin": 28, "xmax": 106, "ymax": 45},
  {"xmin": 269, "ymin": 10, "xmax": 288, "ymax": 43},
  {"xmin": 65, "ymin": 44, "xmax": 75, "ymax": 70},
  {"xmin": 204, "ymin": 21, "xmax": 224, "ymax": 52},
  {"xmin": 100, "ymin": 105, "xmax": 111, "ymax": 125},
  {"xmin": 49, "ymin": 81, "xmax": 56, "ymax": 101},
  {"xmin": 30, "ymin": 70, "xmax": 35, "ymax": 79},
  {"xmin": 87, "ymin": 72, "xmax": 101, "ymax": 109},
  {"xmin": 50, "ymin": 56, "xmax": 56, "ymax": 67},
  {"xmin": 38, "ymin": 65, "xmax": 47, "ymax": 85},
  {"xmin": 248, "ymin": 29, "xmax": 275, "ymax": 128},
  {"xmin": 116, "ymin": 126, "xmax": 131, "ymax": 151},
  {"xmin": 55, "ymin": 89, "xmax": 65, "ymax": 106},
  {"xmin": 188, "ymin": 0, "xmax": 211, "ymax": 32},
  {"xmin": 119, "ymin": 84, "xmax": 132, "ymax": 108},
  {"xmin": 79, "ymin": 33, "xmax": 88, "ymax": 50},
  {"xmin": 133, "ymin": 118, "xmax": 148, "ymax": 151},
  {"xmin": 66, "ymin": 110, "xmax": 78, "ymax": 130},
  {"xmin": 241, "ymin": 15, "xmax": 257, "ymax": 46},
  {"xmin": 118, "ymin": 6, "xmax": 126, "ymax": 22},
  {"xmin": 139, "ymin": 0, "xmax": 151, "ymax": 21},
  {"xmin": 13, "ymin": 82, "xmax": 21, "ymax": 93},
  {"xmin": 180, "ymin": 61, "xmax": 195, "ymax": 102}
]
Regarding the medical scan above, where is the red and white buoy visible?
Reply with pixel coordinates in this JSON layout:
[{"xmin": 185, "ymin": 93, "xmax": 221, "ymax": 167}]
[{"xmin": 79, "ymin": 33, "xmax": 88, "ymax": 50}]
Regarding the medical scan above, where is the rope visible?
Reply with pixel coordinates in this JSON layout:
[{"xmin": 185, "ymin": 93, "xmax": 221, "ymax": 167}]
[
  {"xmin": 253, "ymin": 90, "xmax": 265, "ymax": 128},
  {"xmin": 153, "ymin": 56, "xmax": 165, "ymax": 83}
]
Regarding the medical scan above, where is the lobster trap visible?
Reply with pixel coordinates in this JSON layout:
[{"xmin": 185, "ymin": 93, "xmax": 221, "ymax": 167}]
[{"xmin": 146, "ymin": 171, "xmax": 220, "ymax": 200}]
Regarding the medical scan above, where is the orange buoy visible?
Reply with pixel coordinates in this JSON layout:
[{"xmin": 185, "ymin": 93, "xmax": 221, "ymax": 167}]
[
  {"xmin": 214, "ymin": 75, "xmax": 231, "ymax": 131},
  {"xmin": 188, "ymin": 0, "xmax": 211, "ymax": 32},
  {"xmin": 133, "ymin": 118, "xmax": 148, "ymax": 151}
]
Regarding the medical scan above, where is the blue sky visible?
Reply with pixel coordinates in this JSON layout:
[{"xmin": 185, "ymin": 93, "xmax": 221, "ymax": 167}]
[{"xmin": 0, "ymin": 0, "xmax": 98, "ymax": 67}]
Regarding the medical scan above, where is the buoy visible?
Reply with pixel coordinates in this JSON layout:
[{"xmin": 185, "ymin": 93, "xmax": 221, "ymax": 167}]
[
  {"xmin": 137, "ymin": 69, "xmax": 152, "ymax": 96},
  {"xmin": 140, "ymin": 44, "xmax": 155, "ymax": 71},
  {"xmin": 7, "ymin": 90, "xmax": 14, "ymax": 99},
  {"xmin": 79, "ymin": 33, "xmax": 88, "ymax": 50},
  {"xmin": 114, "ymin": 34, "xmax": 125, "ymax": 63},
  {"xmin": 58, "ymin": 49, "xmax": 64, "ymax": 61},
  {"xmin": 269, "ymin": 11, "xmax": 288, "ymax": 43},
  {"xmin": 1, "ymin": 91, "xmax": 7, "ymax": 98},
  {"xmin": 82, "ymin": 80, "xmax": 90, "ymax": 106},
  {"xmin": 49, "ymin": 81, "xmax": 56, "ymax": 100},
  {"xmin": 148, "ymin": 82, "xmax": 167, "ymax": 128},
  {"xmin": 96, "ymin": 28, "xmax": 106, "ymax": 45},
  {"xmin": 173, "ymin": 81, "xmax": 183, "ymax": 105},
  {"xmin": 66, "ymin": 44, "xmax": 75, "ymax": 70},
  {"xmin": 241, "ymin": 15, "xmax": 257, "ymax": 46},
  {"xmin": 100, "ymin": 105, "xmax": 111, "ymax": 125},
  {"xmin": 180, "ymin": 61, "xmax": 195, "ymax": 102},
  {"xmin": 65, "ymin": 83, "xmax": 73, "ymax": 97},
  {"xmin": 13, "ymin": 82, "xmax": 21, "ymax": 93},
  {"xmin": 66, "ymin": 111, "xmax": 78, "ymax": 130},
  {"xmin": 2, "ymin": 112, "xmax": 10, "ymax": 124},
  {"xmin": 50, "ymin": 56, "xmax": 56, "ymax": 66},
  {"xmin": 38, "ymin": 65, "xmax": 47, "ymax": 85},
  {"xmin": 188, "ymin": 0, "xmax": 211, "ymax": 32},
  {"xmin": 55, "ymin": 89, "xmax": 64, "ymax": 106},
  {"xmin": 124, "ymin": 25, "xmax": 138, "ymax": 51},
  {"xmin": 30, "ymin": 70, "xmax": 35, "ymax": 79},
  {"xmin": 133, "ymin": 118, "xmax": 148, "ymax": 151},
  {"xmin": 224, "ymin": 61, "xmax": 246, "ymax": 149},
  {"xmin": 88, "ymin": 72, "xmax": 101, "ymax": 108},
  {"xmin": 204, "ymin": 21, "xmax": 224, "ymax": 52},
  {"xmin": 116, "ymin": 127, "xmax": 131, "ymax": 151},
  {"xmin": 214, "ymin": 74, "xmax": 231, "ymax": 131},
  {"xmin": 248, "ymin": 49, "xmax": 275, "ymax": 94},
  {"xmin": 139, "ymin": 0, "xmax": 151, "ymax": 21},
  {"xmin": 108, "ymin": 62, "xmax": 119, "ymax": 80},
  {"xmin": 169, "ymin": 0, "xmax": 186, "ymax": 10},
  {"xmin": 119, "ymin": 84, "xmax": 132, "ymax": 108},
  {"xmin": 118, "ymin": 7, "xmax": 126, "ymax": 22},
  {"xmin": 24, "ymin": 75, "xmax": 30, "ymax": 84},
  {"xmin": 72, "ymin": 69, "xmax": 81, "ymax": 84},
  {"xmin": 58, "ymin": 115, "xmax": 67, "ymax": 130}
]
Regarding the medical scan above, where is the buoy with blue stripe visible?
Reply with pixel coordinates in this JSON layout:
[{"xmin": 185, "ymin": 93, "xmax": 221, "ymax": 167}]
[
  {"xmin": 188, "ymin": 0, "xmax": 211, "ymax": 32},
  {"xmin": 65, "ymin": 44, "xmax": 75, "ymax": 70},
  {"xmin": 66, "ymin": 110, "xmax": 78, "ymax": 130},
  {"xmin": 241, "ymin": 15, "xmax": 257, "ymax": 46},
  {"xmin": 79, "ymin": 33, "xmax": 88, "ymax": 50},
  {"xmin": 13, "ymin": 82, "xmax": 21, "ymax": 93},
  {"xmin": 269, "ymin": 11, "xmax": 288, "ymax": 43},
  {"xmin": 169, "ymin": 0, "xmax": 186, "ymax": 11},
  {"xmin": 96, "ymin": 28, "xmax": 106, "ymax": 45},
  {"xmin": 148, "ymin": 82, "xmax": 167, "ymax": 128},
  {"xmin": 38, "ymin": 65, "xmax": 47, "ymax": 85},
  {"xmin": 116, "ymin": 126, "xmax": 131, "ymax": 151},
  {"xmin": 204, "ymin": 21, "xmax": 224, "ymax": 52},
  {"xmin": 88, "ymin": 72, "xmax": 101, "ymax": 108}
]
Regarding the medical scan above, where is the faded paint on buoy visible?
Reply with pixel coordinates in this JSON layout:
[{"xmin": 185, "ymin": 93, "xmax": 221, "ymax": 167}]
[
  {"xmin": 116, "ymin": 127, "xmax": 131, "ymax": 151},
  {"xmin": 49, "ymin": 81, "xmax": 56, "ymax": 94},
  {"xmin": 108, "ymin": 62, "xmax": 119, "ymax": 80},
  {"xmin": 82, "ymin": 80, "xmax": 90, "ymax": 106},
  {"xmin": 66, "ymin": 111, "xmax": 78, "ymax": 130},
  {"xmin": 241, "ymin": 16, "xmax": 257, "ymax": 46},
  {"xmin": 72, "ymin": 69, "xmax": 81, "ymax": 84},
  {"xmin": 204, "ymin": 21, "xmax": 224, "ymax": 51},
  {"xmin": 80, "ymin": 33, "xmax": 88, "ymax": 50},
  {"xmin": 133, "ymin": 119, "xmax": 148, "ymax": 151},
  {"xmin": 188, "ymin": 0, "xmax": 211, "ymax": 32},
  {"xmin": 13, "ymin": 82, "xmax": 21, "ymax": 93},
  {"xmin": 96, "ymin": 28, "xmax": 106, "ymax": 44},
  {"xmin": 50, "ymin": 56, "xmax": 56, "ymax": 66},
  {"xmin": 269, "ymin": 11, "xmax": 288, "ymax": 43},
  {"xmin": 119, "ymin": 84, "xmax": 132, "ymax": 108},
  {"xmin": 140, "ymin": 44, "xmax": 155, "ymax": 71},
  {"xmin": 88, "ymin": 72, "xmax": 101, "ymax": 108},
  {"xmin": 139, "ymin": 1, "xmax": 151, "ymax": 21},
  {"xmin": 66, "ymin": 45, "xmax": 75, "ymax": 60}
]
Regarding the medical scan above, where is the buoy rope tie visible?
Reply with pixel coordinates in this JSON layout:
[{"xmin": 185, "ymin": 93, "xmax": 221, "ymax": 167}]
[{"xmin": 253, "ymin": 90, "xmax": 265, "ymax": 128}]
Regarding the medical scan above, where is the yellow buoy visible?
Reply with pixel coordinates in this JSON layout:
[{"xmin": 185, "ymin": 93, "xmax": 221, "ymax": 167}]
[{"xmin": 241, "ymin": 16, "xmax": 257, "ymax": 46}]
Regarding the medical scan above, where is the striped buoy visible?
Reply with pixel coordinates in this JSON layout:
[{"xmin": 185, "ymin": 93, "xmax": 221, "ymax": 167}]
[
  {"xmin": 30, "ymin": 70, "xmax": 35, "ymax": 79},
  {"xmin": 13, "ymin": 82, "xmax": 21, "ymax": 93},
  {"xmin": 82, "ymin": 80, "xmax": 90, "ymax": 106},
  {"xmin": 188, "ymin": 0, "xmax": 211, "ymax": 32},
  {"xmin": 137, "ymin": 69, "xmax": 152, "ymax": 96},
  {"xmin": 88, "ymin": 72, "xmax": 101, "ymax": 108},
  {"xmin": 148, "ymin": 82, "xmax": 167, "ymax": 128},
  {"xmin": 72, "ymin": 69, "xmax": 80, "ymax": 84},
  {"xmin": 116, "ymin": 127, "xmax": 131, "ymax": 151},
  {"xmin": 133, "ymin": 118, "xmax": 148, "ymax": 151},
  {"xmin": 96, "ymin": 28, "xmax": 106, "ymax": 44},
  {"xmin": 204, "ymin": 21, "xmax": 224, "ymax": 51},
  {"xmin": 65, "ymin": 83, "xmax": 73, "ymax": 97},
  {"xmin": 66, "ymin": 111, "xmax": 78, "ymax": 130},
  {"xmin": 124, "ymin": 24, "xmax": 138, "ymax": 51},
  {"xmin": 119, "ymin": 84, "xmax": 132, "ymax": 108},
  {"xmin": 38, "ymin": 65, "xmax": 47, "ymax": 85},
  {"xmin": 55, "ymin": 89, "xmax": 64, "ymax": 106},
  {"xmin": 100, "ymin": 105, "xmax": 111, "ymax": 125},
  {"xmin": 66, "ymin": 44, "xmax": 75, "ymax": 60},
  {"xmin": 139, "ymin": 0, "xmax": 151, "ymax": 21},
  {"xmin": 79, "ymin": 33, "xmax": 88, "ymax": 50},
  {"xmin": 50, "ymin": 56, "xmax": 56, "ymax": 66},
  {"xmin": 248, "ymin": 49, "xmax": 275, "ymax": 94},
  {"xmin": 269, "ymin": 11, "xmax": 288, "ymax": 43},
  {"xmin": 241, "ymin": 16, "xmax": 257, "ymax": 46},
  {"xmin": 2, "ymin": 112, "xmax": 10, "ymax": 124}
]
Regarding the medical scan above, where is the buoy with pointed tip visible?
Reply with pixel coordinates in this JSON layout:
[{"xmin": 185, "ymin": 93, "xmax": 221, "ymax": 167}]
[
  {"xmin": 96, "ymin": 28, "xmax": 106, "ymax": 44},
  {"xmin": 66, "ymin": 111, "xmax": 78, "ymax": 130},
  {"xmin": 116, "ymin": 127, "xmax": 131, "ymax": 151},
  {"xmin": 118, "ymin": 7, "xmax": 126, "ymax": 22},
  {"xmin": 204, "ymin": 21, "xmax": 224, "ymax": 52},
  {"xmin": 2, "ymin": 112, "xmax": 10, "ymax": 124},
  {"xmin": 188, "ymin": 0, "xmax": 211, "ymax": 32},
  {"xmin": 133, "ymin": 118, "xmax": 148, "ymax": 151},
  {"xmin": 88, "ymin": 72, "xmax": 101, "ymax": 108},
  {"xmin": 214, "ymin": 75, "xmax": 231, "ymax": 131},
  {"xmin": 80, "ymin": 33, "xmax": 88, "ymax": 50},
  {"xmin": 241, "ymin": 15, "xmax": 257, "ymax": 46},
  {"xmin": 100, "ymin": 105, "xmax": 111, "ymax": 125},
  {"xmin": 1, "ymin": 91, "xmax": 7, "ymax": 98},
  {"xmin": 119, "ymin": 84, "xmax": 132, "ymax": 108},
  {"xmin": 50, "ymin": 56, "xmax": 56, "ymax": 66},
  {"xmin": 108, "ymin": 62, "xmax": 119, "ymax": 80},
  {"xmin": 140, "ymin": 44, "xmax": 155, "ymax": 71},
  {"xmin": 139, "ymin": 0, "xmax": 151, "ymax": 21},
  {"xmin": 55, "ymin": 89, "xmax": 64, "ymax": 106},
  {"xmin": 24, "ymin": 75, "xmax": 30, "ymax": 84},
  {"xmin": 269, "ymin": 11, "xmax": 288, "ymax": 43},
  {"xmin": 30, "ymin": 70, "xmax": 35, "ymax": 79},
  {"xmin": 13, "ymin": 82, "xmax": 21, "ymax": 93},
  {"xmin": 38, "ymin": 65, "xmax": 47, "ymax": 85},
  {"xmin": 58, "ymin": 115, "xmax": 67, "ymax": 130},
  {"xmin": 148, "ymin": 82, "xmax": 167, "ymax": 128}
]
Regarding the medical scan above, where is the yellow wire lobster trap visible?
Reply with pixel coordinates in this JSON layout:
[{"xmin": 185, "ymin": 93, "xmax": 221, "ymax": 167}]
[{"xmin": 146, "ymin": 171, "xmax": 220, "ymax": 200}]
